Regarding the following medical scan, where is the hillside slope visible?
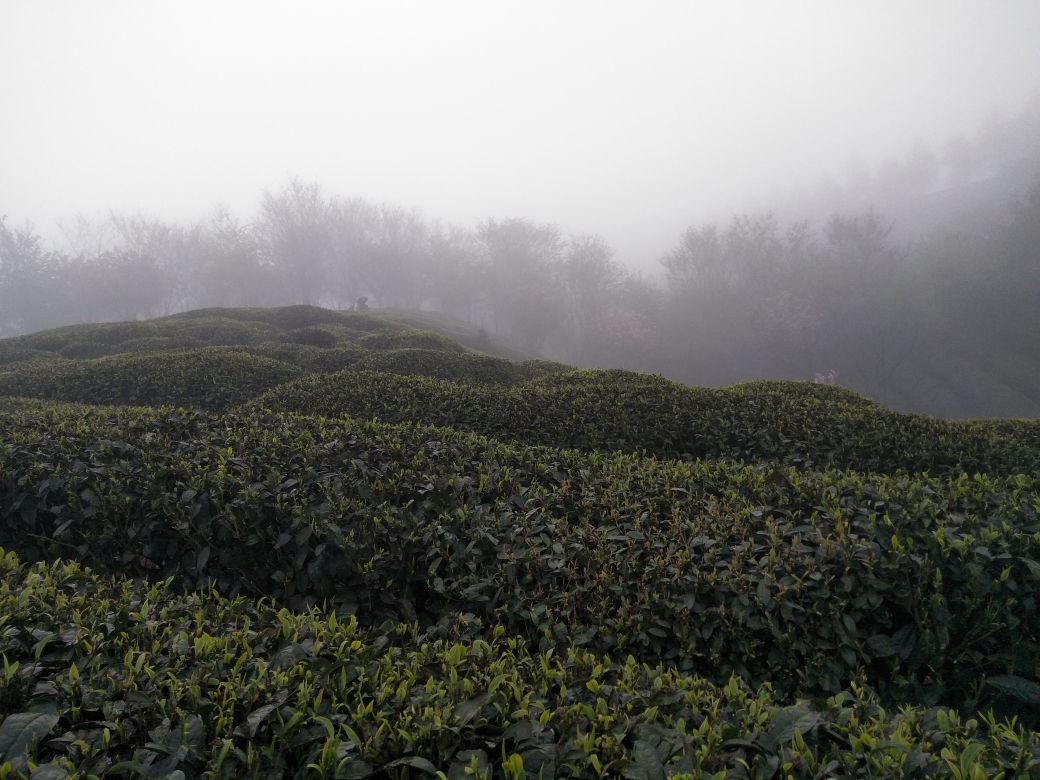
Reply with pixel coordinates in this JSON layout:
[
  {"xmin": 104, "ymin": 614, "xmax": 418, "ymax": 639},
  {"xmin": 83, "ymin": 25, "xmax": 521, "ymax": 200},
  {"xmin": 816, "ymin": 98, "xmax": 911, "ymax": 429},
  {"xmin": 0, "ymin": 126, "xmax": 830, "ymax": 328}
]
[
  {"xmin": 1, "ymin": 305, "xmax": 1039, "ymax": 776},
  {"xmin": 248, "ymin": 368, "xmax": 1040, "ymax": 476},
  {"xmin": 0, "ymin": 305, "xmax": 539, "ymax": 366},
  {"xmin": 3, "ymin": 398, "xmax": 1039, "ymax": 709},
  {"xmin": 3, "ymin": 307, "xmax": 1038, "ymax": 475}
]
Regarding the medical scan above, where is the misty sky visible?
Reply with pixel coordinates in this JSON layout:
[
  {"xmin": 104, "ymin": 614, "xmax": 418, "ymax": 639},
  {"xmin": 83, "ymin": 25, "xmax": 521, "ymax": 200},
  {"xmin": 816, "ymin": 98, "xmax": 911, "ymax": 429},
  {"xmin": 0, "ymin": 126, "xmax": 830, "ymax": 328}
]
[{"xmin": 2, "ymin": 2, "xmax": 1040, "ymax": 269}]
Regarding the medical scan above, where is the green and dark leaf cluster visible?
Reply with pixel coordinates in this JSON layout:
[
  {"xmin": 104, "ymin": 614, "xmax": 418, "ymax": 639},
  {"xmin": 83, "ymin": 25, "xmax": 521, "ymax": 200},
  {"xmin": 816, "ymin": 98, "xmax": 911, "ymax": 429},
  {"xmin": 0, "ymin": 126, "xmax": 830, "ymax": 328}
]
[
  {"xmin": 1, "ymin": 305, "xmax": 1039, "ymax": 778},
  {"xmin": 2, "ymin": 401, "xmax": 1039, "ymax": 715},
  {"xmin": 249, "ymin": 369, "xmax": 1040, "ymax": 477},
  {"xmin": 2, "ymin": 549, "xmax": 1040, "ymax": 780},
  {"xmin": 0, "ymin": 350, "xmax": 301, "ymax": 412}
]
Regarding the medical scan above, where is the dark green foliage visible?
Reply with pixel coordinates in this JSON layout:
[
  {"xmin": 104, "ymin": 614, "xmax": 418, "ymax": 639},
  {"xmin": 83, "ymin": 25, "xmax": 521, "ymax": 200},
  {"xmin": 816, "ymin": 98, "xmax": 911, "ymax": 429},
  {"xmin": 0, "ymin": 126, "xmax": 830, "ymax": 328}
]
[
  {"xmin": 2, "ymin": 305, "xmax": 1040, "ymax": 763},
  {"xmin": 249, "ymin": 369, "xmax": 1040, "ymax": 476},
  {"xmin": 356, "ymin": 328, "xmax": 469, "ymax": 353},
  {"xmin": 1, "ymin": 317, "xmax": 283, "ymax": 361},
  {"xmin": 376, "ymin": 310, "xmax": 543, "ymax": 360},
  {"xmin": 164, "ymin": 306, "xmax": 539, "ymax": 360},
  {"xmin": 0, "ymin": 306, "xmax": 550, "ymax": 372},
  {"xmin": 280, "ymin": 326, "xmax": 343, "ymax": 348},
  {"xmin": 238, "ymin": 343, "xmax": 368, "ymax": 374},
  {"xmin": 0, "ymin": 311, "xmax": 569, "ymax": 412},
  {"xmin": 62, "ymin": 335, "xmax": 209, "ymax": 358},
  {"xmin": 2, "ymin": 402, "xmax": 1039, "ymax": 713},
  {"xmin": 161, "ymin": 304, "xmax": 390, "ymax": 333},
  {"xmin": 3, "ymin": 550, "xmax": 1039, "ymax": 780},
  {"xmin": 0, "ymin": 347, "xmax": 53, "ymax": 368},
  {"xmin": 350, "ymin": 349, "xmax": 569, "ymax": 385},
  {"xmin": 0, "ymin": 308, "xmax": 401, "ymax": 365},
  {"xmin": 0, "ymin": 349, "xmax": 301, "ymax": 410}
]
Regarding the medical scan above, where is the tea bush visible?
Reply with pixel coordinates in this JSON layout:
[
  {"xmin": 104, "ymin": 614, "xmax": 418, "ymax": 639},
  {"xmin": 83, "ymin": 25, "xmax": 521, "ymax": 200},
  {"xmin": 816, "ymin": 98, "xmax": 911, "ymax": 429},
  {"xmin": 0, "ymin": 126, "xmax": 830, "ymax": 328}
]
[
  {"xmin": 2, "ymin": 402, "xmax": 1039, "ymax": 713},
  {"xmin": 356, "ymin": 329, "xmax": 469, "ymax": 353},
  {"xmin": 249, "ymin": 369, "xmax": 1040, "ymax": 476},
  {"xmin": 2, "ymin": 549, "xmax": 1038, "ymax": 780},
  {"xmin": 161, "ymin": 305, "xmax": 390, "ymax": 333},
  {"xmin": 2, "ymin": 306, "xmax": 1040, "ymax": 760},
  {"xmin": 280, "ymin": 326, "xmax": 342, "ymax": 349},
  {"xmin": 1, "ymin": 318, "xmax": 282, "ymax": 360},
  {"xmin": 238, "ymin": 344, "xmax": 368, "ymax": 374},
  {"xmin": 0, "ymin": 305, "xmax": 558, "ymax": 372},
  {"xmin": 0, "ymin": 348, "xmax": 52, "ymax": 368},
  {"xmin": 0, "ymin": 349, "xmax": 301, "ymax": 410},
  {"xmin": 0, "ymin": 308, "xmax": 401, "ymax": 365},
  {"xmin": 349, "ymin": 349, "xmax": 568, "ymax": 386}
]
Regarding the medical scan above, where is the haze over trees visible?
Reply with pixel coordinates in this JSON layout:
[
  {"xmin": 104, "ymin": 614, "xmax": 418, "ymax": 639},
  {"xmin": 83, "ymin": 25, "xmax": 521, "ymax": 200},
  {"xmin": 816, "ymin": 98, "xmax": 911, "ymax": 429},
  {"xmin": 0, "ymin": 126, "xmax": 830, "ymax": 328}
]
[{"xmin": 2, "ymin": 103, "xmax": 1039, "ymax": 418}]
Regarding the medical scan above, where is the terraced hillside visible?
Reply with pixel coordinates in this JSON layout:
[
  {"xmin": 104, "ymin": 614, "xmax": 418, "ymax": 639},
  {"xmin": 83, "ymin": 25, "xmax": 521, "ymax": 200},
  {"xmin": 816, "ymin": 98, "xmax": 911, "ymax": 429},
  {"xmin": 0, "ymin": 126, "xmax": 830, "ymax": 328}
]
[{"xmin": 1, "ymin": 306, "xmax": 1039, "ymax": 779}]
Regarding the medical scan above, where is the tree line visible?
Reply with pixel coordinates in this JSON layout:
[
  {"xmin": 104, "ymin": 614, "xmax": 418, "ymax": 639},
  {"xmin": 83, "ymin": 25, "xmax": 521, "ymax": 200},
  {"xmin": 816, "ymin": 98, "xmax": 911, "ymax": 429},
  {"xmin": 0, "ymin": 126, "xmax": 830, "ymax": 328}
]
[
  {"xmin": 0, "ymin": 180, "xmax": 660, "ymax": 369},
  {"xmin": 2, "ymin": 173, "xmax": 1039, "ymax": 418},
  {"xmin": 658, "ymin": 192, "xmax": 1040, "ymax": 417}
]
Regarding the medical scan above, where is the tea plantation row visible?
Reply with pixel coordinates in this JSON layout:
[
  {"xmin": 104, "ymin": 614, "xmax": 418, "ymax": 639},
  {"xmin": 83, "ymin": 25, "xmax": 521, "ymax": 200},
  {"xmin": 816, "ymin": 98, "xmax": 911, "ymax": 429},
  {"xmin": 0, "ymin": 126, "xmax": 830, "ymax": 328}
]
[
  {"xmin": 245, "ymin": 369, "xmax": 1040, "ymax": 476},
  {"xmin": 2, "ymin": 400, "xmax": 1039, "ymax": 718},
  {"xmin": 2, "ymin": 548, "xmax": 1039, "ymax": 779},
  {"xmin": 0, "ymin": 306, "xmax": 523, "ymax": 367},
  {"xmin": 4, "ymin": 349, "xmax": 1040, "ymax": 476},
  {"xmin": 2, "ymin": 308, "xmax": 1040, "ymax": 777},
  {"xmin": 0, "ymin": 347, "xmax": 566, "ymax": 412}
]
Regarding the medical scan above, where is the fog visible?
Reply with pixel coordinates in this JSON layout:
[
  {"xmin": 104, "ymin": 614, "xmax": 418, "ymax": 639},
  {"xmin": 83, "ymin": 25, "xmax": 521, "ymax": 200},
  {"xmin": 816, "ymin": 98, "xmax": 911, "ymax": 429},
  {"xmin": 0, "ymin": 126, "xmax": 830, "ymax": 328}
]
[
  {"xmin": 3, "ymin": 3, "xmax": 1040, "ymax": 418},
  {"xmin": 3, "ymin": 2, "xmax": 1040, "ymax": 264}
]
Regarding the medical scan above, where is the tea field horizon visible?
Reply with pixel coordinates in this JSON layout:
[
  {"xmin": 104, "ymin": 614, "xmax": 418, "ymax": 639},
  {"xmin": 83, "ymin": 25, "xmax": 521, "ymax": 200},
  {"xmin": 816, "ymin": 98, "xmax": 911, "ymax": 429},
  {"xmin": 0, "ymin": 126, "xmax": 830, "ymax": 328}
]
[{"xmin": 2, "ymin": 305, "xmax": 1039, "ymax": 779}]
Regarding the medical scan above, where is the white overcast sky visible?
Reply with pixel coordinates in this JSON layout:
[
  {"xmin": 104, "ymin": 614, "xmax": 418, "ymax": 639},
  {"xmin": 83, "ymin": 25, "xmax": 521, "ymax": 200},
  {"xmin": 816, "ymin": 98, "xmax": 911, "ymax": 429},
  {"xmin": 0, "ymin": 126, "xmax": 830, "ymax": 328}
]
[{"xmin": 2, "ymin": 1, "xmax": 1040, "ymax": 268}]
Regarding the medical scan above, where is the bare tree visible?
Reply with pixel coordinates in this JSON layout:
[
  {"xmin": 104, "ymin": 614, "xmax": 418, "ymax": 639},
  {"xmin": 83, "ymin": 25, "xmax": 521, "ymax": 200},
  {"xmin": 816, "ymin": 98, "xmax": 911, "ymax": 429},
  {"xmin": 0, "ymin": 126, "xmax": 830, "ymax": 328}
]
[
  {"xmin": 660, "ymin": 222, "xmax": 725, "ymax": 292},
  {"xmin": 195, "ymin": 208, "xmax": 276, "ymax": 308},
  {"xmin": 363, "ymin": 206, "xmax": 430, "ymax": 310},
  {"xmin": 477, "ymin": 218, "xmax": 566, "ymax": 352},
  {"xmin": 255, "ymin": 179, "xmax": 333, "ymax": 306},
  {"xmin": 327, "ymin": 196, "xmax": 378, "ymax": 310},
  {"xmin": 561, "ymin": 234, "xmax": 623, "ymax": 363},
  {"xmin": 108, "ymin": 213, "xmax": 201, "ymax": 315},
  {"xmin": 0, "ymin": 217, "xmax": 54, "ymax": 336},
  {"xmin": 427, "ymin": 223, "xmax": 485, "ymax": 322}
]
